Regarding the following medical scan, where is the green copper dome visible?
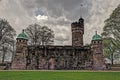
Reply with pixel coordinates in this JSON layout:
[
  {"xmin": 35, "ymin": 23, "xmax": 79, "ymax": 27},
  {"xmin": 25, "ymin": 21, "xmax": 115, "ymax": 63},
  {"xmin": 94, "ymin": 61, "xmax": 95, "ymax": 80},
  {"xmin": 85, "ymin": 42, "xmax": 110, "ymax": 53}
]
[
  {"xmin": 17, "ymin": 30, "xmax": 28, "ymax": 40},
  {"xmin": 92, "ymin": 31, "xmax": 102, "ymax": 41}
]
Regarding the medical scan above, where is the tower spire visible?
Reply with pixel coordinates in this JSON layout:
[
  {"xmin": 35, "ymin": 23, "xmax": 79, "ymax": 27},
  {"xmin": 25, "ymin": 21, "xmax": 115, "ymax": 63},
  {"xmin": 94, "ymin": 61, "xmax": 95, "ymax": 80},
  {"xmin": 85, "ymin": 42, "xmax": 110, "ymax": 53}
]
[{"xmin": 80, "ymin": 3, "xmax": 83, "ymax": 18}]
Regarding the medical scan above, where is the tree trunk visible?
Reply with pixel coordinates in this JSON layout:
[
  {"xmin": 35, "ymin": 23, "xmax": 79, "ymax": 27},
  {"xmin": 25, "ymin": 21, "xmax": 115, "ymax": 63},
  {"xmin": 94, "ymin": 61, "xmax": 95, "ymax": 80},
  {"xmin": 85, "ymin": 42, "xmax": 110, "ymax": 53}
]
[
  {"xmin": 111, "ymin": 53, "xmax": 114, "ymax": 65},
  {"xmin": 2, "ymin": 46, "xmax": 5, "ymax": 63}
]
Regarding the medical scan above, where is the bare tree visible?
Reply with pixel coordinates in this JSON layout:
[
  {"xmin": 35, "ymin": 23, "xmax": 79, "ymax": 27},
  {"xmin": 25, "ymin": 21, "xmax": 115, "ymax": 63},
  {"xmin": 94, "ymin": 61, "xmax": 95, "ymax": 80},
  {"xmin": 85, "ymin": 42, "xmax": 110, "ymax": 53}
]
[
  {"xmin": 25, "ymin": 23, "xmax": 54, "ymax": 45},
  {"xmin": 0, "ymin": 18, "xmax": 16, "ymax": 63},
  {"xmin": 25, "ymin": 23, "xmax": 41, "ymax": 45},
  {"xmin": 40, "ymin": 26, "xmax": 54, "ymax": 45}
]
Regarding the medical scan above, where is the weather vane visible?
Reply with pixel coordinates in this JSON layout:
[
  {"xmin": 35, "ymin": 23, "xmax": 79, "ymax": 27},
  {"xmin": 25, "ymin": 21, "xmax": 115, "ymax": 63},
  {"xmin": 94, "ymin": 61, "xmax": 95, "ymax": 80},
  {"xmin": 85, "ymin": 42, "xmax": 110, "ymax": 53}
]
[{"xmin": 80, "ymin": 3, "xmax": 83, "ymax": 18}]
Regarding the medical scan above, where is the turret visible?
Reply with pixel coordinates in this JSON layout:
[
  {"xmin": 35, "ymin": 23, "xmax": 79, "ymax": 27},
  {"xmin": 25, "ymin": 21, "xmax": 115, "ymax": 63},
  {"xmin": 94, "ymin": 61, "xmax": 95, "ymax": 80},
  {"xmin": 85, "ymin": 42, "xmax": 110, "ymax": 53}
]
[
  {"xmin": 16, "ymin": 30, "xmax": 28, "ymax": 53},
  {"xmin": 11, "ymin": 30, "xmax": 28, "ymax": 70},
  {"xmin": 91, "ymin": 31, "xmax": 106, "ymax": 70}
]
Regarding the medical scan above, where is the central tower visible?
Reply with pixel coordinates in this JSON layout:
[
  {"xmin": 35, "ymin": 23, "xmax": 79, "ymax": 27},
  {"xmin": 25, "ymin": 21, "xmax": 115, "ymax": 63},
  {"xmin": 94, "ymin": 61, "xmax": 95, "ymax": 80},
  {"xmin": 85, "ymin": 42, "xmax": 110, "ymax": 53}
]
[{"xmin": 71, "ymin": 18, "xmax": 84, "ymax": 47}]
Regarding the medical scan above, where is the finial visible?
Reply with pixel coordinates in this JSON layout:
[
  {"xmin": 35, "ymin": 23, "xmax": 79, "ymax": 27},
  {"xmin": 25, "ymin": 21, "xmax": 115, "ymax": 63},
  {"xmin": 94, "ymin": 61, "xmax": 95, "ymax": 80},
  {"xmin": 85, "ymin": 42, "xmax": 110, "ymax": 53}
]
[
  {"xmin": 95, "ymin": 31, "xmax": 97, "ymax": 34},
  {"xmin": 22, "ymin": 29, "xmax": 24, "ymax": 33}
]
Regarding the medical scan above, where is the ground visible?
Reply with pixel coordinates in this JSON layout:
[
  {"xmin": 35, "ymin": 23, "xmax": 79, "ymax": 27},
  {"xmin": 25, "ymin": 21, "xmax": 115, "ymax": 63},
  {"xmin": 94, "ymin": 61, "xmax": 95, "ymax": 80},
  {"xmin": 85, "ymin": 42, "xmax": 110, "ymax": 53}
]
[{"xmin": 0, "ymin": 70, "xmax": 120, "ymax": 80}]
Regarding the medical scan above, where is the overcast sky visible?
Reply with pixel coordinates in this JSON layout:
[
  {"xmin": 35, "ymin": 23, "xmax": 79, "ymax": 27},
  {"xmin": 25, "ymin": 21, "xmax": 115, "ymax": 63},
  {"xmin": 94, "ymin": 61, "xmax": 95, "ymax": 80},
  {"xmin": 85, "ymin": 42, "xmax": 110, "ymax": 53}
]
[{"xmin": 0, "ymin": 0, "xmax": 120, "ymax": 45}]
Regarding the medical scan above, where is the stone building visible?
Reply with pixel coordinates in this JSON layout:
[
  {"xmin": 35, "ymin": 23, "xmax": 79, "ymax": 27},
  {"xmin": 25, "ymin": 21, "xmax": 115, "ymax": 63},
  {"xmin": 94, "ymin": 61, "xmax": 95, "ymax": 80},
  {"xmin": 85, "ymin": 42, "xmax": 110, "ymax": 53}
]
[{"xmin": 11, "ymin": 18, "xmax": 106, "ymax": 70}]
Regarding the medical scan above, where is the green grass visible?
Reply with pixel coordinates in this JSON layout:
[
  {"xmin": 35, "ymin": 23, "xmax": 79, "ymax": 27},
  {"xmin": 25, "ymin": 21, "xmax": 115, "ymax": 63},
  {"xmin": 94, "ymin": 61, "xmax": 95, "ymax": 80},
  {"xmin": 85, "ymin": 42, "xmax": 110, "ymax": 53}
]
[{"xmin": 0, "ymin": 71, "xmax": 120, "ymax": 80}]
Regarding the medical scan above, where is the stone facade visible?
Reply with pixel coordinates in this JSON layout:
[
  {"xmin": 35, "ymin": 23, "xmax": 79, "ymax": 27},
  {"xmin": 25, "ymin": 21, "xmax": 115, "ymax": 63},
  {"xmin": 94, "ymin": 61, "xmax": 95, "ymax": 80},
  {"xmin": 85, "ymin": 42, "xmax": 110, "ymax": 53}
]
[
  {"xmin": 26, "ymin": 45, "xmax": 92, "ymax": 70},
  {"xmin": 91, "ymin": 40, "xmax": 106, "ymax": 70},
  {"xmin": 11, "ymin": 38, "xmax": 27, "ymax": 70},
  {"xmin": 11, "ymin": 18, "xmax": 105, "ymax": 70}
]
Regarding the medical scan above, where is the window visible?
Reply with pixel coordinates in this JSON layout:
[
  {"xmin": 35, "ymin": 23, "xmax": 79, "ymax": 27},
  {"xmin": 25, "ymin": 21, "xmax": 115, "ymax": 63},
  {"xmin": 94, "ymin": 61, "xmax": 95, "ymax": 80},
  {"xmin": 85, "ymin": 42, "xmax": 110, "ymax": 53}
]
[
  {"xmin": 94, "ymin": 41, "xmax": 96, "ymax": 44},
  {"xmin": 19, "ymin": 40, "xmax": 21, "ymax": 42}
]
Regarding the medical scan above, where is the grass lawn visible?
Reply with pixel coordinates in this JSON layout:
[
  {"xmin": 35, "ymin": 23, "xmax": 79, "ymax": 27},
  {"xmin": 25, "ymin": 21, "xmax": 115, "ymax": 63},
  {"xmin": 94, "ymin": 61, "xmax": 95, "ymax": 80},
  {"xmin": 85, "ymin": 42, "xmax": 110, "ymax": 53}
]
[{"xmin": 0, "ymin": 70, "xmax": 120, "ymax": 80}]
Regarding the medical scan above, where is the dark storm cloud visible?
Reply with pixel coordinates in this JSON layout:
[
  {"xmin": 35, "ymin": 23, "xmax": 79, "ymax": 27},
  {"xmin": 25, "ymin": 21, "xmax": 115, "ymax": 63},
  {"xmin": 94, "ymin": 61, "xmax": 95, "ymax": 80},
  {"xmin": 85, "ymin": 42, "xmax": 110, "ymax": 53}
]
[
  {"xmin": 0, "ymin": 0, "xmax": 120, "ymax": 45},
  {"xmin": 35, "ymin": 0, "xmax": 92, "ymax": 20},
  {"xmin": 35, "ymin": 9, "xmax": 46, "ymax": 16},
  {"xmin": 33, "ymin": 0, "xmax": 93, "ymax": 45}
]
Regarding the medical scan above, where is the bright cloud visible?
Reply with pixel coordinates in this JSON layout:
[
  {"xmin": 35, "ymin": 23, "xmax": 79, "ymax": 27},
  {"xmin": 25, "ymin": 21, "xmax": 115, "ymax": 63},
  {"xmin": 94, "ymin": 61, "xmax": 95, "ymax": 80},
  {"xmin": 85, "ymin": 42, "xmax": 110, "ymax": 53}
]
[{"xmin": 35, "ymin": 15, "xmax": 48, "ymax": 20}]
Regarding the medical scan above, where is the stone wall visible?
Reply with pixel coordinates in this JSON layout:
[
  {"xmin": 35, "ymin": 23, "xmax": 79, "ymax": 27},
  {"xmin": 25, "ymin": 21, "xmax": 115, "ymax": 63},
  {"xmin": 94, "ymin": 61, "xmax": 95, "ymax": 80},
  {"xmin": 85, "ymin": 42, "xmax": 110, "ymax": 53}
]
[{"xmin": 26, "ymin": 46, "xmax": 92, "ymax": 70}]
